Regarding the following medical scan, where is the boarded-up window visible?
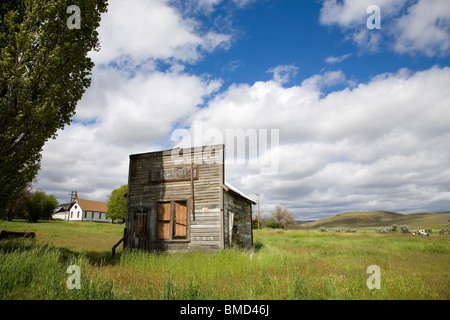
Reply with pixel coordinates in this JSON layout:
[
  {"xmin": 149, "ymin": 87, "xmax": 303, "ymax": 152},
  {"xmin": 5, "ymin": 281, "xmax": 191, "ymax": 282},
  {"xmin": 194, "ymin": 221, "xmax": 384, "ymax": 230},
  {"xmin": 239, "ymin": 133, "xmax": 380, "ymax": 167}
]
[
  {"xmin": 157, "ymin": 200, "xmax": 188, "ymax": 240},
  {"xmin": 174, "ymin": 201, "xmax": 187, "ymax": 238},
  {"xmin": 158, "ymin": 202, "xmax": 171, "ymax": 240}
]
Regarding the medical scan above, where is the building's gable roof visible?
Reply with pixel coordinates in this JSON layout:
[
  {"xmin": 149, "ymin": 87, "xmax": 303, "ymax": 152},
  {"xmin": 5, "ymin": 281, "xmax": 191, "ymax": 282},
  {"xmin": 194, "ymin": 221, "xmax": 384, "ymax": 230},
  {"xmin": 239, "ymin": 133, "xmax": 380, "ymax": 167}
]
[
  {"xmin": 77, "ymin": 198, "xmax": 108, "ymax": 213},
  {"xmin": 223, "ymin": 182, "xmax": 257, "ymax": 205},
  {"xmin": 69, "ymin": 197, "xmax": 107, "ymax": 213}
]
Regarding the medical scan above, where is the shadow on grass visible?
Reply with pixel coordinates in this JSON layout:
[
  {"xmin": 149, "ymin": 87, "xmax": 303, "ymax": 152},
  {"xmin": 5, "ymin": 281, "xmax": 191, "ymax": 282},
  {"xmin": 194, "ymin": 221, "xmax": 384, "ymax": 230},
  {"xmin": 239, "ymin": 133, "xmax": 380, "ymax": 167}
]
[
  {"xmin": 253, "ymin": 240, "xmax": 264, "ymax": 252},
  {"xmin": 1, "ymin": 236, "xmax": 266, "ymax": 268},
  {"xmin": 0, "ymin": 237, "xmax": 123, "ymax": 267},
  {"xmin": 228, "ymin": 240, "xmax": 265, "ymax": 252}
]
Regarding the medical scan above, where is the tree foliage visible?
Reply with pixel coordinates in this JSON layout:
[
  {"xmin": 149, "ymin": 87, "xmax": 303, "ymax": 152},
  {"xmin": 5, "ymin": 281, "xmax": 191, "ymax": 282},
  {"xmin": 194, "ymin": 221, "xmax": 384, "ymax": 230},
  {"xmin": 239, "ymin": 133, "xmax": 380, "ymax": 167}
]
[
  {"xmin": 27, "ymin": 191, "xmax": 57, "ymax": 222},
  {"xmin": 0, "ymin": 0, "xmax": 108, "ymax": 214},
  {"xmin": 1, "ymin": 187, "xmax": 57, "ymax": 222},
  {"xmin": 106, "ymin": 185, "xmax": 127, "ymax": 221},
  {"xmin": 265, "ymin": 216, "xmax": 280, "ymax": 229},
  {"xmin": 265, "ymin": 205, "xmax": 296, "ymax": 229},
  {"xmin": 2, "ymin": 186, "xmax": 32, "ymax": 221}
]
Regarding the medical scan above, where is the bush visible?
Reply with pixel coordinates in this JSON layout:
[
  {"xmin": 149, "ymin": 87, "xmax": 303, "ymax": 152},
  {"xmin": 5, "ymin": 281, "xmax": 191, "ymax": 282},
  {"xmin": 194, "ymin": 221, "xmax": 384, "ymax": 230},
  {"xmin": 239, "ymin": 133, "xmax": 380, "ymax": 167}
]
[
  {"xmin": 377, "ymin": 227, "xmax": 391, "ymax": 234},
  {"xmin": 400, "ymin": 225, "xmax": 411, "ymax": 234},
  {"xmin": 263, "ymin": 206, "xmax": 296, "ymax": 229},
  {"xmin": 345, "ymin": 228, "xmax": 356, "ymax": 233},
  {"xmin": 319, "ymin": 227, "xmax": 327, "ymax": 232},
  {"xmin": 271, "ymin": 205, "xmax": 296, "ymax": 229},
  {"xmin": 265, "ymin": 217, "xmax": 280, "ymax": 229},
  {"xmin": 28, "ymin": 191, "xmax": 58, "ymax": 222},
  {"xmin": 389, "ymin": 224, "xmax": 398, "ymax": 232}
]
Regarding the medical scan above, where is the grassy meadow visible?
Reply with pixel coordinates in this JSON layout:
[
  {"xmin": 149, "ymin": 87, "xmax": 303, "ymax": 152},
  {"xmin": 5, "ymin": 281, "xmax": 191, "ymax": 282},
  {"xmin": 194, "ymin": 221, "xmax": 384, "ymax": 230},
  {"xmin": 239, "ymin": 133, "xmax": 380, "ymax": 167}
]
[{"xmin": 0, "ymin": 220, "xmax": 449, "ymax": 300}]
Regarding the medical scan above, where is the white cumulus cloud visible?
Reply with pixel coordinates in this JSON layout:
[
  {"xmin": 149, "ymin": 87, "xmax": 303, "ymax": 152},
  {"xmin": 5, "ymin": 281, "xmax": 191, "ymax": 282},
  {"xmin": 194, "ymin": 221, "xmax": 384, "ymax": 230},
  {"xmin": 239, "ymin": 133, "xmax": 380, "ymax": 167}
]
[
  {"xmin": 319, "ymin": 0, "xmax": 450, "ymax": 57},
  {"xmin": 186, "ymin": 66, "xmax": 450, "ymax": 218}
]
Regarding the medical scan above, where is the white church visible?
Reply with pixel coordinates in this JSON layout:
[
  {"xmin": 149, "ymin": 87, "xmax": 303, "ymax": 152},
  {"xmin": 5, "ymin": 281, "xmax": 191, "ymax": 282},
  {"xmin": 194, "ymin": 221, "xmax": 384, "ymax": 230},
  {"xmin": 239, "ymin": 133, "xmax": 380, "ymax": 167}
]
[{"xmin": 53, "ymin": 192, "xmax": 112, "ymax": 223}]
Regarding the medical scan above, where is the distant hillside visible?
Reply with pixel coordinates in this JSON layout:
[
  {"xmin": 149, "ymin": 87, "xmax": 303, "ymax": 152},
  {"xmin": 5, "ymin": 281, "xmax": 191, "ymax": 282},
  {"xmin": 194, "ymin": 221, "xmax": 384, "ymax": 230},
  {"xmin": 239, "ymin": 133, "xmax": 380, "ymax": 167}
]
[{"xmin": 300, "ymin": 211, "xmax": 450, "ymax": 229}]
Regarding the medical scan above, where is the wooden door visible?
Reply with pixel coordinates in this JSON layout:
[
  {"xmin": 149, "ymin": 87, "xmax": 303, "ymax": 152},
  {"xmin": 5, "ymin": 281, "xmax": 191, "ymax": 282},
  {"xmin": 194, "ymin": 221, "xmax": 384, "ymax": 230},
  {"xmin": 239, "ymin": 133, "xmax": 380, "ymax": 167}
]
[{"xmin": 135, "ymin": 211, "xmax": 147, "ymax": 238}]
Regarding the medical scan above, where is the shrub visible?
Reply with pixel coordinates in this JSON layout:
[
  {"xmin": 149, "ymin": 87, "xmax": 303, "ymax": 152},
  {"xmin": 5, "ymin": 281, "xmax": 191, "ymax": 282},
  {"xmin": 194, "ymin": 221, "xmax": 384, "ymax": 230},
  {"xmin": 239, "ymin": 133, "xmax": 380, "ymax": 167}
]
[
  {"xmin": 400, "ymin": 225, "xmax": 411, "ymax": 234},
  {"xmin": 345, "ymin": 228, "xmax": 356, "ymax": 233},
  {"xmin": 319, "ymin": 227, "xmax": 327, "ymax": 232},
  {"xmin": 270, "ymin": 205, "xmax": 296, "ymax": 229},
  {"xmin": 377, "ymin": 227, "xmax": 391, "ymax": 234},
  {"xmin": 28, "ymin": 191, "xmax": 58, "ymax": 222},
  {"xmin": 389, "ymin": 224, "xmax": 398, "ymax": 232},
  {"xmin": 265, "ymin": 217, "xmax": 280, "ymax": 229}
]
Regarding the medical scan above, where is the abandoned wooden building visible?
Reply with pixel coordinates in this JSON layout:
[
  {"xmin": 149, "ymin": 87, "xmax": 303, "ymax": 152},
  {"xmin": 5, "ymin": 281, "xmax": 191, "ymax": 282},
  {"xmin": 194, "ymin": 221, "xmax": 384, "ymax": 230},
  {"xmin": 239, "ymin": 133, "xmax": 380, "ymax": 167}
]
[{"xmin": 124, "ymin": 144, "xmax": 256, "ymax": 252}]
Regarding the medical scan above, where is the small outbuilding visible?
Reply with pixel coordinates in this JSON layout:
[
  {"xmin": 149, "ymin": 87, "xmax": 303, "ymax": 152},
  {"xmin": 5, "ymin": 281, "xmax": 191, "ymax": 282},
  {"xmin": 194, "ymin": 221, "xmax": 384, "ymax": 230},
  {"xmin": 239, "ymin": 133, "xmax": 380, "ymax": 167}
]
[{"xmin": 124, "ymin": 144, "xmax": 256, "ymax": 252}]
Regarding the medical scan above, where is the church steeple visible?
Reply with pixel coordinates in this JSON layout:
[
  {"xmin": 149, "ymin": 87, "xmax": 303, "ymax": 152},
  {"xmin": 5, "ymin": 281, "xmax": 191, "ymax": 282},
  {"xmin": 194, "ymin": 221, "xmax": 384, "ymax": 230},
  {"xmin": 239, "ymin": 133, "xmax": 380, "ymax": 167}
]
[{"xmin": 69, "ymin": 190, "xmax": 78, "ymax": 203}]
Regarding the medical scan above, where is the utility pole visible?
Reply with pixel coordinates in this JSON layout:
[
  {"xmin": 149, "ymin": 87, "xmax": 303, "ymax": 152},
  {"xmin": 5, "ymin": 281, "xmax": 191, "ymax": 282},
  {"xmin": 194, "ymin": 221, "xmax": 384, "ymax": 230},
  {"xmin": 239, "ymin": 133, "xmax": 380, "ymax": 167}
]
[{"xmin": 256, "ymin": 194, "xmax": 260, "ymax": 229}]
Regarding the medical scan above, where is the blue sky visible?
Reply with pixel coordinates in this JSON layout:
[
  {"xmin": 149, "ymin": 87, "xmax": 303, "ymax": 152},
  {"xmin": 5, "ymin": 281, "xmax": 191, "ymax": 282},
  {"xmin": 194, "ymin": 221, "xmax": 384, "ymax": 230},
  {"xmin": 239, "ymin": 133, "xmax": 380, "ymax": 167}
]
[
  {"xmin": 37, "ymin": 0, "xmax": 450, "ymax": 219},
  {"xmin": 190, "ymin": 0, "xmax": 341, "ymax": 86},
  {"xmin": 186, "ymin": 0, "xmax": 450, "ymax": 91}
]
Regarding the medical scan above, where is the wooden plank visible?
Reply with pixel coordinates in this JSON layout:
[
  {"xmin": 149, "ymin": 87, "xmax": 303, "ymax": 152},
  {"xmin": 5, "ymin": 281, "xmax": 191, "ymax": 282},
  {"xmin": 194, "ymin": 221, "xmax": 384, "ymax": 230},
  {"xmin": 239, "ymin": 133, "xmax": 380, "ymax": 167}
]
[
  {"xmin": 174, "ymin": 201, "xmax": 187, "ymax": 238},
  {"xmin": 190, "ymin": 241, "xmax": 221, "ymax": 247},
  {"xmin": 191, "ymin": 236, "xmax": 221, "ymax": 241},
  {"xmin": 158, "ymin": 223, "xmax": 170, "ymax": 240},
  {"xmin": 191, "ymin": 161, "xmax": 195, "ymax": 221},
  {"xmin": 219, "ymin": 145, "xmax": 225, "ymax": 249},
  {"xmin": 191, "ymin": 215, "xmax": 220, "ymax": 221},
  {"xmin": 191, "ymin": 224, "xmax": 220, "ymax": 228},
  {"xmin": 149, "ymin": 165, "xmax": 199, "ymax": 183},
  {"xmin": 190, "ymin": 218, "xmax": 221, "ymax": 223},
  {"xmin": 158, "ymin": 202, "xmax": 171, "ymax": 240}
]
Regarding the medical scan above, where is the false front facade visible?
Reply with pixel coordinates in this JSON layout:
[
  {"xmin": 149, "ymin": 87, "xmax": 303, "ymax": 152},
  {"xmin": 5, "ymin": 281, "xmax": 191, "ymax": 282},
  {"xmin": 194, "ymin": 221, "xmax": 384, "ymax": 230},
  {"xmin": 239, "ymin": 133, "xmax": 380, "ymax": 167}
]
[{"xmin": 125, "ymin": 144, "xmax": 255, "ymax": 252}]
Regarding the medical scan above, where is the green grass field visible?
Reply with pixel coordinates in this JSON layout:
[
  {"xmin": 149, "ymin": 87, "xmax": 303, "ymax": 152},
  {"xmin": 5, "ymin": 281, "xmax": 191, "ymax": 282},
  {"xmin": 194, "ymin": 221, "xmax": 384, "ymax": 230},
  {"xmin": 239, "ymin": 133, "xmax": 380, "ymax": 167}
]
[{"xmin": 0, "ymin": 220, "xmax": 449, "ymax": 300}]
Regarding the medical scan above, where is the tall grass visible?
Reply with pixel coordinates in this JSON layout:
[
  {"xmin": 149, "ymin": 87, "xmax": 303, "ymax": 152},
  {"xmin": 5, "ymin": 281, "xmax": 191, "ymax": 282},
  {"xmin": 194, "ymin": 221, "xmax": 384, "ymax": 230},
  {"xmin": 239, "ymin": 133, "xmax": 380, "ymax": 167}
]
[
  {"xmin": 0, "ymin": 239, "xmax": 117, "ymax": 299},
  {"xmin": 0, "ymin": 221, "xmax": 449, "ymax": 300}
]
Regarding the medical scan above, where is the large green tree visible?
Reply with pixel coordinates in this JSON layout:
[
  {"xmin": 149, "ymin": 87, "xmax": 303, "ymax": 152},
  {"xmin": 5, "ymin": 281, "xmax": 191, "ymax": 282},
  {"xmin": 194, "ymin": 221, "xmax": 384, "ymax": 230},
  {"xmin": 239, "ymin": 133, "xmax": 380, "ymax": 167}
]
[
  {"xmin": 0, "ymin": 0, "xmax": 107, "ymax": 216},
  {"xmin": 3, "ymin": 186, "xmax": 32, "ymax": 221},
  {"xmin": 106, "ymin": 185, "xmax": 127, "ymax": 221},
  {"xmin": 27, "ymin": 190, "xmax": 57, "ymax": 222}
]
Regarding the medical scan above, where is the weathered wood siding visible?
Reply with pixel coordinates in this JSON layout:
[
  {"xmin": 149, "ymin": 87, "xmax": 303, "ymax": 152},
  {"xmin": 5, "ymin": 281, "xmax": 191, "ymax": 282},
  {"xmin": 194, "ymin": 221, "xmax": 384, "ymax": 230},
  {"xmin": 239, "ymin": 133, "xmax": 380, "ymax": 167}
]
[
  {"xmin": 224, "ymin": 191, "xmax": 253, "ymax": 248},
  {"xmin": 125, "ymin": 145, "xmax": 225, "ymax": 252}
]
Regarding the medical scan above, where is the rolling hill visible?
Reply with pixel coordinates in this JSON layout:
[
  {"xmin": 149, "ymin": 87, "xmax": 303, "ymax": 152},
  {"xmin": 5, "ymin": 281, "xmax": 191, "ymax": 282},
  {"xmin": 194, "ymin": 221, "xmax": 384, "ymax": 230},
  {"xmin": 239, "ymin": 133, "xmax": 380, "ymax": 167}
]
[{"xmin": 300, "ymin": 211, "xmax": 450, "ymax": 229}]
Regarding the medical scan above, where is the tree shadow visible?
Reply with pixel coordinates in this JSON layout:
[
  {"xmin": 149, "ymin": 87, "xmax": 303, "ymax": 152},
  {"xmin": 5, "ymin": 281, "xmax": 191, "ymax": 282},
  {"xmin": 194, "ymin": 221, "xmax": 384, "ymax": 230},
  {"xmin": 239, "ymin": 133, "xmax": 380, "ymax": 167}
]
[
  {"xmin": 0, "ymin": 237, "xmax": 123, "ymax": 267},
  {"xmin": 253, "ymin": 240, "xmax": 265, "ymax": 252}
]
